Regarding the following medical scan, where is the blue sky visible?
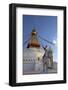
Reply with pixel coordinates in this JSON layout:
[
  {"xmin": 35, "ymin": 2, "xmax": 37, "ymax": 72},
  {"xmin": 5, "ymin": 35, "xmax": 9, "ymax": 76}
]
[{"xmin": 23, "ymin": 15, "xmax": 57, "ymax": 62}]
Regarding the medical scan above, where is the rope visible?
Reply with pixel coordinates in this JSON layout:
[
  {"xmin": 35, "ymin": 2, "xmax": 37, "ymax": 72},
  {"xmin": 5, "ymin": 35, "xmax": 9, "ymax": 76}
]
[
  {"xmin": 38, "ymin": 35, "xmax": 55, "ymax": 45},
  {"xmin": 23, "ymin": 38, "xmax": 30, "ymax": 46}
]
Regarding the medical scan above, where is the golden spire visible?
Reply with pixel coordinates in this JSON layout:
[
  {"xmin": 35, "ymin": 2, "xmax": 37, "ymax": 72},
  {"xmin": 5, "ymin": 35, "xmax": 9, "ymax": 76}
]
[{"xmin": 27, "ymin": 28, "xmax": 40, "ymax": 48}]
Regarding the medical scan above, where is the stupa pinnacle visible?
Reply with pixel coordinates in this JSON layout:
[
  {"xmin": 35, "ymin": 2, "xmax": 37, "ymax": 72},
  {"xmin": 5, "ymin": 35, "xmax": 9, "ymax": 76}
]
[{"xmin": 27, "ymin": 28, "xmax": 40, "ymax": 48}]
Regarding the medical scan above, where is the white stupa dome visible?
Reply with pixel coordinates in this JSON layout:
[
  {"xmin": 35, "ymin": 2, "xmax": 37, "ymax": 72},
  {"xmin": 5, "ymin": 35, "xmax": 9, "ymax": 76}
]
[{"xmin": 23, "ymin": 48, "xmax": 45, "ymax": 60}]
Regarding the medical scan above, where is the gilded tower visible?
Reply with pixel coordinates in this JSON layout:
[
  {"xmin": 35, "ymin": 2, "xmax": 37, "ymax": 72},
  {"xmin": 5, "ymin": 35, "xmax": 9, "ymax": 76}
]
[{"xmin": 27, "ymin": 28, "xmax": 40, "ymax": 48}]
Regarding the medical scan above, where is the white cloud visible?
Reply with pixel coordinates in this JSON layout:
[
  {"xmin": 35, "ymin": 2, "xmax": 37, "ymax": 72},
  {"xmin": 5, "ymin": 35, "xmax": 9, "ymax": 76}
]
[{"xmin": 53, "ymin": 40, "xmax": 57, "ymax": 45}]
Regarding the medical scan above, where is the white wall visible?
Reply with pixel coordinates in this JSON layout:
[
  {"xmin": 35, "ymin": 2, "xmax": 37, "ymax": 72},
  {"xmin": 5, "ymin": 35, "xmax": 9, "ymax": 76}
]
[{"xmin": 0, "ymin": 0, "xmax": 68, "ymax": 90}]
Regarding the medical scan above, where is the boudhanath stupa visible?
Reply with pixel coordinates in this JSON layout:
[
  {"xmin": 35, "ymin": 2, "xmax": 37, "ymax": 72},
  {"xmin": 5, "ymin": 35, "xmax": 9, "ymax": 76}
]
[{"xmin": 23, "ymin": 29, "xmax": 57, "ymax": 75}]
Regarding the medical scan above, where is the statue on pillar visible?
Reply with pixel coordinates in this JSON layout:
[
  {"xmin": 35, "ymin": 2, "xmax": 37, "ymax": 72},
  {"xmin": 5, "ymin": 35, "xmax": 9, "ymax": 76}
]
[{"xmin": 42, "ymin": 45, "xmax": 53, "ymax": 72}]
